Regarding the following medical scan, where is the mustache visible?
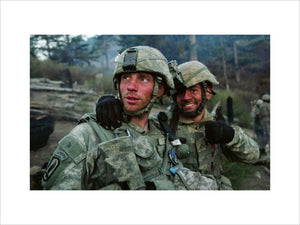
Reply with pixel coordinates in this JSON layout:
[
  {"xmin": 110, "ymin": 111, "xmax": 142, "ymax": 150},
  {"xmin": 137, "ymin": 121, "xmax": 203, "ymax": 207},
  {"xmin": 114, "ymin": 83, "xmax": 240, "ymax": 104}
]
[{"xmin": 181, "ymin": 100, "xmax": 195, "ymax": 104}]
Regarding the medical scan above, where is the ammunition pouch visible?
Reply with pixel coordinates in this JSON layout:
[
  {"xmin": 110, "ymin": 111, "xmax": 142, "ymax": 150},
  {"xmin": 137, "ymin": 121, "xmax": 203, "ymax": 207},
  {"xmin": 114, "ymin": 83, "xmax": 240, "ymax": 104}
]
[{"xmin": 98, "ymin": 136, "xmax": 146, "ymax": 190}]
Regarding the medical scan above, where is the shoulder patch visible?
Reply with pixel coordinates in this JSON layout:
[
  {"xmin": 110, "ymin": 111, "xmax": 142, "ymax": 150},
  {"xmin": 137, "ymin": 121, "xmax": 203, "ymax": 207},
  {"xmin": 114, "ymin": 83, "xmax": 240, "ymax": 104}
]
[
  {"xmin": 54, "ymin": 151, "xmax": 68, "ymax": 161},
  {"xmin": 43, "ymin": 157, "xmax": 60, "ymax": 181},
  {"xmin": 58, "ymin": 135, "xmax": 86, "ymax": 164}
]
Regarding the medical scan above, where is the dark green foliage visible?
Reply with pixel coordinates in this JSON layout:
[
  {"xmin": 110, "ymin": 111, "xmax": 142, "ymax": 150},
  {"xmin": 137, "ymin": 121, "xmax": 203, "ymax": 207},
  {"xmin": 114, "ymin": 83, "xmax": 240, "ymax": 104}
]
[{"xmin": 221, "ymin": 154, "xmax": 270, "ymax": 190}]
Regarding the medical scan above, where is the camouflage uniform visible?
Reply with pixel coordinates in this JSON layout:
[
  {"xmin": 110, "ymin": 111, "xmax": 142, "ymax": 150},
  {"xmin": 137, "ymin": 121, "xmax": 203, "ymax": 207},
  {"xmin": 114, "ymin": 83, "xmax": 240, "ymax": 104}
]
[
  {"xmin": 260, "ymin": 95, "xmax": 270, "ymax": 148},
  {"xmin": 176, "ymin": 110, "xmax": 259, "ymax": 189},
  {"xmin": 251, "ymin": 99, "xmax": 264, "ymax": 149},
  {"xmin": 42, "ymin": 114, "xmax": 217, "ymax": 190},
  {"xmin": 169, "ymin": 61, "xmax": 260, "ymax": 190},
  {"xmin": 42, "ymin": 47, "xmax": 217, "ymax": 190},
  {"xmin": 93, "ymin": 59, "xmax": 260, "ymax": 190}
]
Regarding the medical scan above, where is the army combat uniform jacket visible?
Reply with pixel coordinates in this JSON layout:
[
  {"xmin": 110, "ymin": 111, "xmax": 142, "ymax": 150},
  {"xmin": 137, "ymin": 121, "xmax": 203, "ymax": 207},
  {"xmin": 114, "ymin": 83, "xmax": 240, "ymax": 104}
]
[
  {"xmin": 161, "ymin": 109, "xmax": 260, "ymax": 190},
  {"xmin": 42, "ymin": 114, "xmax": 217, "ymax": 190},
  {"xmin": 259, "ymin": 102, "xmax": 270, "ymax": 147}
]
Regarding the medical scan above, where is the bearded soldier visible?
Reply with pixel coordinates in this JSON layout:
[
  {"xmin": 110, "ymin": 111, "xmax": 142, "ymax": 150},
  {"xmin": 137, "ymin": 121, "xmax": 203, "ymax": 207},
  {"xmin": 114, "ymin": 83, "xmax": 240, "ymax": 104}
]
[
  {"xmin": 42, "ymin": 47, "xmax": 217, "ymax": 190},
  {"xmin": 96, "ymin": 60, "xmax": 260, "ymax": 190}
]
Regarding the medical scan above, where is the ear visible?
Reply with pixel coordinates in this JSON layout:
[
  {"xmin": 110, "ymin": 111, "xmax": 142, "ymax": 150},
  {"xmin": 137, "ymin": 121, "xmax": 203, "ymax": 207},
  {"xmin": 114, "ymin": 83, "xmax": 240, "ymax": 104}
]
[
  {"xmin": 206, "ymin": 86, "xmax": 213, "ymax": 100},
  {"xmin": 157, "ymin": 82, "xmax": 166, "ymax": 98}
]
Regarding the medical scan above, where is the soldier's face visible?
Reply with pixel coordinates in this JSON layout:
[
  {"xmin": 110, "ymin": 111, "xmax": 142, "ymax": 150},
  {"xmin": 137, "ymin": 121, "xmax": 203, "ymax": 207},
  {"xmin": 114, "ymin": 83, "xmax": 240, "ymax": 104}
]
[
  {"xmin": 120, "ymin": 72, "xmax": 155, "ymax": 113},
  {"xmin": 176, "ymin": 84, "xmax": 203, "ymax": 113}
]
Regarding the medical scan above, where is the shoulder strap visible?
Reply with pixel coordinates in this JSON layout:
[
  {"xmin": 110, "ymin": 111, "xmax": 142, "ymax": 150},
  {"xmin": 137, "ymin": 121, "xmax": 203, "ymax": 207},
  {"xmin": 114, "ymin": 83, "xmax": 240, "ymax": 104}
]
[{"xmin": 78, "ymin": 113, "xmax": 115, "ymax": 142}]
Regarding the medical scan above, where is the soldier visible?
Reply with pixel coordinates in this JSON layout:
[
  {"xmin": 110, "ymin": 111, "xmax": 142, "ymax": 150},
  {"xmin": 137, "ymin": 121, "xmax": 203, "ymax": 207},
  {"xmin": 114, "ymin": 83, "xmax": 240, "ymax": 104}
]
[
  {"xmin": 260, "ymin": 94, "xmax": 270, "ymax": 152},
  {"xmin": 251, "ymin": 99, "xmax": 264, "ymax": 150},
  {"xmin": 96, "ymin": 60, "xmax": 260, "ymax": 190},
  {"xmin": 42, "ymin": 47, "xmax": 217, "ymax": 190}
]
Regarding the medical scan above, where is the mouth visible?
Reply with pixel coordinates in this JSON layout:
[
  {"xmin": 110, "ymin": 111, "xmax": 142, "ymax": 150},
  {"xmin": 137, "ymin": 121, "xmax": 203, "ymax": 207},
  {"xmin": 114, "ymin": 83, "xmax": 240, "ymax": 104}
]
[
  {"xmin": 125, "ymin": 96, "xmax": 140, "ymax": 104},
  {"xmin": 182, "ymin": 103, "xmax": 196, "ymax": 110}
]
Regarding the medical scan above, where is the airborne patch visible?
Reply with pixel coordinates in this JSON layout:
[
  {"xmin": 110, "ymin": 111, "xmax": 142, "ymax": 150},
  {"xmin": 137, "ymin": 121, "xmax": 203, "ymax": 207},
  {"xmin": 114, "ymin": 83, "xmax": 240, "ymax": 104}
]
[
  {"xmin": 42, "ymin": 157, "xmax": 60, "ymax": 181},
  {"xmin": 54, "ymin": 151, "xmax": 68, "ymax": 161}
]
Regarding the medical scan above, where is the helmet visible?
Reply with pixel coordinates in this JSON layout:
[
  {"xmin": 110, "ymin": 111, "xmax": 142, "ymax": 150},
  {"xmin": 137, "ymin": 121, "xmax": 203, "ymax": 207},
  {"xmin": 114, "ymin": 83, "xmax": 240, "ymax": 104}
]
[
  {"xmin": 175, "ymin": 61, "xmax": 219, "ymax": 117},
  {"xmin": 256, "ymin": 99, "xmax": 263, "ymax": 106},
  {"xmin": 262, "ymin": 94, "xmax": 270, "ymax": 101},
  {"xmin": 178, "ymin": 61, "xmax": 219, "ymax": 88},
  {"xmin": 113, "ymin": 46, "xmax": 174, "ymax": 116},
  {"xmin": 113, "ymin": 46, "xmax": 174, "ymax": 90}
]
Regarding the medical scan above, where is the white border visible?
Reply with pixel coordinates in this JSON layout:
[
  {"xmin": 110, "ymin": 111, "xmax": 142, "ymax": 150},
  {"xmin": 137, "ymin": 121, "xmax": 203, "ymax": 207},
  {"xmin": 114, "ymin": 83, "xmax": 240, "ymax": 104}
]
[{"xmin": 1, "ymin": 1, "xmax": 299, "ymax": 224}]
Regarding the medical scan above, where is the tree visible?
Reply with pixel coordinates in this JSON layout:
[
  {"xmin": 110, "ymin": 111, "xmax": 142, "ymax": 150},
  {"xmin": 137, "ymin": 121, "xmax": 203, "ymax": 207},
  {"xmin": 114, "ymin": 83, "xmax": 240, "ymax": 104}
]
[
  {"xmin": 116, "ymin": 35, "xmax": 192, "ymax": 64},
  {"xmin": 30, "ymin": 35, "xmax": 96, "ymax": 66},
  {"xmin": 91, "ymin": 35, "xmax": 117, "ymax": 69},
  {"xmin": 189, "ymin": 35, "xmax": 198, "ymax": 61}
]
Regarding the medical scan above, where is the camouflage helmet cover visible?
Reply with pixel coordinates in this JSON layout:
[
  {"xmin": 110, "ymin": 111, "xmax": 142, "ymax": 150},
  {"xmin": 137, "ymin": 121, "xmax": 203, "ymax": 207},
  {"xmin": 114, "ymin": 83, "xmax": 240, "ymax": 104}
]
[
  {"xmin": 113, "ymin": 46, "xmax": 174, "ymax": 89},
  {"xmin": 178, "ymin": 61, "xmax": 219, "ymax": 88},
  {"xmin": 262, "ymin": 94, "xmax": 270, "ymax": 101},
  {"xmin": 256, "ymin": 99, "xmax": 263, "ymax": 105}
]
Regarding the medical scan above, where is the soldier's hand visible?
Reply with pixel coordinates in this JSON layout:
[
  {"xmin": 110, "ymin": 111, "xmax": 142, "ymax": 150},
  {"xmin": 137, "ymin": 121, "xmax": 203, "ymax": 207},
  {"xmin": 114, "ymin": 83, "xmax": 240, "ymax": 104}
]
[
  {"xmin": 96, "ymin": 95, "xmax": 123, "ymax": 130},
  {"xmin": 204, "ymin": 121, "xmax": 234, "ymax": 144}
]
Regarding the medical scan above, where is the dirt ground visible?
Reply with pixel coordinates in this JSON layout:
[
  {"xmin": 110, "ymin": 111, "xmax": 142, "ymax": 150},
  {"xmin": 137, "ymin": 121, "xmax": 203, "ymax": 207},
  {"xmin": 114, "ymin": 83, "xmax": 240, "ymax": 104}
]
[
  {"xmin": 30, "ymin": 119, "xmax": 76, "ymax": 168},
  {"xmin": 30, "ymin": 118, "xmax": 270, "ymax": 190},
  {"xmin": 30, "ymin": 119, "xmax": 76, "ymax": 189}
]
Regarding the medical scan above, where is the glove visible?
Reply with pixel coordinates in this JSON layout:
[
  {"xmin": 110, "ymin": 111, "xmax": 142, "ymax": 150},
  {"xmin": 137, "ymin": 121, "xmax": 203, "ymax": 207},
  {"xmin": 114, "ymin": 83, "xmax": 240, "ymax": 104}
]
[
  {"xmin": 204, "ymin": 121, "xmax": 234, "ymax": 144},
  {"xmin": 96, "ymin": 95, "xmax": 123, "ymax": 130}
]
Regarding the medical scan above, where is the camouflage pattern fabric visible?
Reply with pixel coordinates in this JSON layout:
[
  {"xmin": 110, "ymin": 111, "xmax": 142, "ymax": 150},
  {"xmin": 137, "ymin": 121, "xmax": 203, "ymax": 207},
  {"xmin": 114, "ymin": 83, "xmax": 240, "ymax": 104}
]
[
  {"xmin": 42, "ymin": 114, "xmax": 217, "ymax": 190},
  {"xmin": 114, "ymin": 46, "xmax": 174, "ymax": 89},
  {"xmin": 251, "ymin": 104, "xmax": 264, "ymax": 149},
  {"xmin": 153, "ymin": 109, "xmax": 260, "ymax": 190},
  {"xmin": 98, "ymin": 136, "xmax": 146, "ymax": 190},
  {"xmin": 259, "ymin": 102, "xmax": 270, "ymax": 146},
  {"xmin": 178, "ymin": 61, "xmax": 219, "ymax": 88},
  {"xmin": 174, "ymin": 168, "xmax": 218, "ymax": 190}
]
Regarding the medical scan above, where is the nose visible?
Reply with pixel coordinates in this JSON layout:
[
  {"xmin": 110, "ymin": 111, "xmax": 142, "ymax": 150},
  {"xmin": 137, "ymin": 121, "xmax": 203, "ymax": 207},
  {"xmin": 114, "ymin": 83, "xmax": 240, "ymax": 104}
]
[
  {"xmin": 127, "ymin": 76, "xmax": 137, "ymax": 91},
  {"xmin": 183, "ymin": 90, "xmax": 192, "ymax": 101}
]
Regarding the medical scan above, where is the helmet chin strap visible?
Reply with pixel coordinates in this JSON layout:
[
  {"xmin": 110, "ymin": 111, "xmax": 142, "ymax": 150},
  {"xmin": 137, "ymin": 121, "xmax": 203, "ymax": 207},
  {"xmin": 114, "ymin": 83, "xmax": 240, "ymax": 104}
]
[{"xmin": 180, "ymin": 82, "xmax": 207, "ymax": 118}]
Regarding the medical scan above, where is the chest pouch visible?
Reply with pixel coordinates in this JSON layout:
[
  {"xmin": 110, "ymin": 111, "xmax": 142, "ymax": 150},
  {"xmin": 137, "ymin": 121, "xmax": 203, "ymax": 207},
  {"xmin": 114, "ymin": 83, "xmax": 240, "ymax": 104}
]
[
  {"xmin": 134, "ymin": 135, "xmax": 163, "ymax": 175},
  {"xmin": 98, "ymin": 136, "xmax": 145, "ymax": 190}
]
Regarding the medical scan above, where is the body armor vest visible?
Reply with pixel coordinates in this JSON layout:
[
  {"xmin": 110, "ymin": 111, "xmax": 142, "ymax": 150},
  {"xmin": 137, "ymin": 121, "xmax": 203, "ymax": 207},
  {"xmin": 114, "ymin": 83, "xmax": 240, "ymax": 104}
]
[
  {"xmin": 176, "ymin": 122, "xmax": 222, "ymax": 179},
  {"xmin": 80, "ymin": 113, "xmax": 178, "ymax": 190}
]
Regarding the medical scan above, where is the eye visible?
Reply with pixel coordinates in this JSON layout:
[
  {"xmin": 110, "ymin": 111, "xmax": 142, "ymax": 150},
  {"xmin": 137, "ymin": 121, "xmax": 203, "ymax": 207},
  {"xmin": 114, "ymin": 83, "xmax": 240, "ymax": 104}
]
[
  {"xmin": 121, "ymin": 74, "xmax": 130, "ymax": 80},
  {"xmin": 141, "ymin": 77, "xmax": 148, "ymax": 82}
]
